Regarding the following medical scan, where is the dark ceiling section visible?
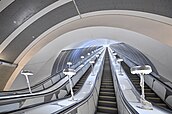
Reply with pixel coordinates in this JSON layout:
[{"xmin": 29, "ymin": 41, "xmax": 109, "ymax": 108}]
[
  {"xmin": 0, "ymin": 2, "xmax": 78, "ymax": 63},
  {"xmin": 76, "ymin": 0, "xmax": 172, "ymax": 17},
  {"xmin": 75, "ymin": 0, "xmax": 116, "ymax": 13},
  {"xmin": 0, "ymin": 0, "xmax": 58, "ymax": 44}
]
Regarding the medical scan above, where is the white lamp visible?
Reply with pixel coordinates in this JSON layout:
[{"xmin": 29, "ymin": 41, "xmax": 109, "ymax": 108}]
[
  {"xmin": 21, "ymin": 70, "xmax": 33, "ymax": 94},
  {"xmin": 131, "ymin": 65, "xmax": 153, "ymax": 110},
  {"xmin": 80, "ymin": 56, "xmax": 84, "ymax": 59},
  {"xmin": 63, "ymin": 68, "xmax": 76, "ymax": 101},
  {"xmin": 113, "ymin": 53, "xmax": 117, "ymax": 56},
  {"xmin": 67, "ymin": 62, "xmax": 72, "ymax": 68},
  {"xmin": 79, "ymin": 56, "xmax": 85, "ymax": 68},
  {"xmin": 96, "ymin": 54, "xmax": 99, "ymax": 58},
  {"xmin": 113, "ymin": 53, "xmax": 117, "ymax": 63},
  {"xmin": 89, "ymin": 60, "xmax": 95, "ymax": 76}
]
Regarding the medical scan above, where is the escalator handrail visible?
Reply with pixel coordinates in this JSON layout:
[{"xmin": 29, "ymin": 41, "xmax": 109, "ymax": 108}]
[
  {"xmin": 108, "ymin": 49, "xmax": 139, "ymax": 114},
  {"xmin": 1, "ymin": 49, "xmax": 104, "ymax": 114},
  {"xmin": 0, "ymin": 50, "xmax": 101, "ymax": 100},
  {"xmin": 0, "ymin": 49, "xmax": 101, "ymax": 96},
  {"xmin": 1, "ymin": 64, "xmax": 93, "ymax": 114},
  {"xmin": 114, "ymin": 52, "xmax": 172, "ymax": 93},
  {"xmin": 0, "ymin": 63, "xmax": 86, "ymax": 101},
  {"xmin": 56, "ymin": 49, "xmax": 138, "ymax": 114},
  {"xmin": 54, "ymin": 49, "xmax": 138, "ymax": 114},
  {"xmin": 110, "ymin": 48, "xmax": 172, "ymax": 111},
  {"xmin": 51, "ymin": 49, "xmax": 105, "ymax": 114},
  {"xmin": 0, "ymin": 49, "xmax": 103, "ymax": 104},
  {"xmin": 114, "ymin": 73, "xmax": 139, "ymax": 114}
]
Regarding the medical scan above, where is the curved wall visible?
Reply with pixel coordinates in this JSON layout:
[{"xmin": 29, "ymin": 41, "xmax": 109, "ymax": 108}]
[
  {"xmin": 0, "ymin": 0, "xmax": 172, "ymax": 88},
  {"xmin": 10, "ymin": 26, "xmax": 172, "ymax": 90}
]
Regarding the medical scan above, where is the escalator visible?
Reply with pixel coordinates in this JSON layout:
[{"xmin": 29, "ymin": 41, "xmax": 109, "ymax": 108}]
[
  {"xmin": 72, "ymin": 58, "xmax": 99, "ymax": 94},
  {"xmin": 96, "ymin": 51, "xmax": 118, "ymax": 114},
  {"xmin": 0, "ymin": 65, "xmax": 93, "ymax": 114},
  {"xmin": 71, "ymin": 66, "xmax": 92, "ymax": 94},
  {"xmin": 121, "ymin": 62, "xmax": 171, "ymax": 110}
]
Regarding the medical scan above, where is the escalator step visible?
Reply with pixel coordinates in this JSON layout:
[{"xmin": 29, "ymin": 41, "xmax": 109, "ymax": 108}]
[
  {"xmin": 76, "ymin": 83, "xmax": 83, "ymax": 86},
  {"xmin": 102, "ymin": 80, "xmax": 113, "ymax": 83},
  {"xmin": 96, "ymin": 112, "xmax": 109, "ymax": 114},
  {"xmin": 97, "ymin": 106, "xmax": 117, "ymax": 114},
  {"xmin": 146, "ymin": 97, "xmax": 162, "ymax": 103},
  {"xmin": 131, "ymin": 79, "xmax": 139, "ymax": 81},
  {"xmin": 99, "ymin": 95, "xmax": 116, "ymax": 101},
  {"xmin": 78, "ymin": 82, "xmax": 84, "ymax": 84},
  {"xmin": 101, "ymin": 85, "xmax": 114, "ymax": 89},
  {"xmin": 134, "ymin": 85, "xmax": 150, "ymax": 89},
  {"xmin": 73, "ymin": 86, "xmax": 80, "ymax": 89},
  {"xmin": 101, "ymin": 83, "xmax": 113, "ymax": 86},
  {"xmin": 99, "ymin": 91, "xmax": 115, "ymax": 96},
  {"xmin": 97, "ymin": 51, "xmax": 118, "ymax": 114},
  {"xmin": 122, "ymin": 62, "xmax": 171, "ymax": 110},
  {"xmin": 98, "ymin": 100, "xmax": 117, "ymax": 107},
  {"xmin": 137, "ymin": 88, "xmax": 153, "ymax": 92},
  {"xmin": 100, "ymin": 88, "xmax": 114, "ymax": 92},
  {"xmin": 145, "ymin": 93, "xmax": 157, "ymax": 97}
]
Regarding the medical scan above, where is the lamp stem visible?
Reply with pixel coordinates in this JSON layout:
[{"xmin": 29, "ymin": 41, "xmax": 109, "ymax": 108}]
[
  {"xmin": 25, "ymin": 75, "xmax": 32, "ymax": 94},
  {"xmin": 140, "ymin": 74, "xmax": 145, "ymax": 101},
  {"xmin": 68, "ymin": 75, "xmax": 74, "ymax": 100}
]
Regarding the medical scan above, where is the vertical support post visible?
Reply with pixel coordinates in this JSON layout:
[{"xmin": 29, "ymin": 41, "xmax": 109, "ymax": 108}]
[
  {"xmin": 63, "ymin": 68, "xmax": 77, "ymax": 101},
  {"xmin": 131, "ymin": 65, "xmax": 153, "ymax": 110},
  {"xmin": 21, "ymin": 70, "xmax": 33, "ymax": 94},
  {"xmin": 25, "ymin": 75, "xmax": 32, "ymax": 94},
  {"xmin": 140, "ymin": 73, "xmax": 145, "ymax": 102},
  {"xmin": 68, "ymin": 75, "xmax": 74, "ymax": 100}
]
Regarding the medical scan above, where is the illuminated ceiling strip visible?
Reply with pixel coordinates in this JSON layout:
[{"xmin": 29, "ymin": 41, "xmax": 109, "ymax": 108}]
[{"xmin": 0, "ymin": 0, "xmax": 72, "ymax": 53}]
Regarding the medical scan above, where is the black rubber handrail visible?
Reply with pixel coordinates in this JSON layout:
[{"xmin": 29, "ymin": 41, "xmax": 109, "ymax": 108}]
[
  {"xmin": 0, "ymin": 49, "xmax": 102, "ymax": 99},
  {"xmin": 109, "ymin": 50, "xmax": 139, "ymax": 114},
  {"xmin": 1, "ymin": 53, "xmax": 101, "ymax": 114},
  {"xmin": 53, "ymin": 50, "xmax": 139, "ymax": 114},
  {"xmin": 52, "ymin": 53, "xmax": 105, "ymax": 114},
  {"xmin": 0, "ymin": 48, "xmax": 101, "ymax": 96},
  {"xmin": 114, "ymin": 52, "xmax": 172, "ymax": 93}
]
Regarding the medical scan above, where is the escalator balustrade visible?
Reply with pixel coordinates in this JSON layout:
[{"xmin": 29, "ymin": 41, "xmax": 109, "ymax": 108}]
[
  {"xmin": 121, "ymin": 62, "xmax": 171, "ymax": 110},
  {"xmin": 96, "ymin": 51, "xmax": 118, "ymax": 114},
  {"xmin": 66, "ymin": 65, "xmax": 92, "ymax": 98}
]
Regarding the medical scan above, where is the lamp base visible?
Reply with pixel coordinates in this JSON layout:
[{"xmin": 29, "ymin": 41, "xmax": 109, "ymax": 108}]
[
  {"xmin": 137, "ymin": 100, "xmax": 153, "ymax": 110},
  {"xmin": 137, "ymin": 105, "xmax": 153, "ymax": 110},
  {"xmin": 68, "ymin": 97, "xmax": 78, "ymax": 101}
]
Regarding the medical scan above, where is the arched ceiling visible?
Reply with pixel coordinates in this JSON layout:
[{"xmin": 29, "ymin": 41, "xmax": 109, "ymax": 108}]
[{"xmin": 1, "ymin": 0, "xmax": 172, "ymax": 90}]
